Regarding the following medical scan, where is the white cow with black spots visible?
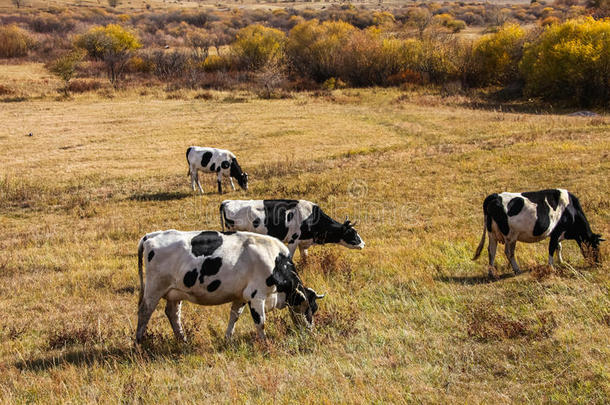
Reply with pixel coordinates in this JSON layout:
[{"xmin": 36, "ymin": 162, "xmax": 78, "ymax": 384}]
[
  {"xmin": 220, "ymin": 199, "xmax": 365, "ymax": 258},
  {"xmin": 186, "ymin": 146, "xmax": 248, "ymax": 194},
  {"xmin": 136, "ymin": 230, "xmax": 324, "ymax": 345},
  {"xmin": 473, "ymin": 188, "xmax": 604, "ymax": 278}
]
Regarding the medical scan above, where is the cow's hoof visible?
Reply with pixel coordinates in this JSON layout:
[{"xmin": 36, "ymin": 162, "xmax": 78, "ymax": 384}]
[
  {"xmin": 513, "ymin": 269, "xmax": 522, "ymax": 275},
  {"xmin": 488, "ymin": 267, "xmax": 498, "ymax": 280}
]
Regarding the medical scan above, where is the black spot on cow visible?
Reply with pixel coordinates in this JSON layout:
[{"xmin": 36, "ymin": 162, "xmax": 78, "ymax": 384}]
[
  {"xmin": 483, "ymin": 193, "xmax": 510, "ymax": 235},
  {"xmin": 249, "ymin": 303, "xmax": 261, "ymax": 324},
  {"xmin": 265, "ymin": 253, "xmax": 307, "ymax": 308},
  {"xmin": 142, "ymin": 235, "xmax": 148, "ymax": 242},
  {"xmin": 201, "ymin": 151, "xmax": 212, "ymax": 167},
  {"xmin": 210, "ymin": 163, "xmax": 216, "ymax": 172},
  {"xmin": 522, "ymin": 190, "xmax": 558, "ymax": 236},
  {"xmin": 251, "ymin": 290, "xmax": 257, "ymax": 298},
  {"xmin": 148, "ymin": 250, "xmax": 155, "ymax": 262},
  {"xmin": 183, "ymin": 268, "xmax": 198, "ymax": 288},
  {"xmin": 253, "ymin": 218, "xmax": 260, "ymax": 228},
  {"xmin": 507, "ymin": 197, "xmax": 524, "ymax": 216},
  {"xmin": 191, "ymin": 231, "xmax": 223, "ymax": 257},
  {"xmin": 199, "ymin": 257, "xmax": 223, "ymax": 283},
  {"xmin": 263, "ymin": 200, "xmax": 299, "ymax": 241},
  {"xmin": 222, "ymin": 231, "xmax": 236, "ymax": 235},
  {"xmin": 289, "ymin": 233, "xmax": 299, "ymax": 244},
  {"xmin": 221, "ymin": 160, "xmax": 230, "ymax": 169},
  {"xmin": 287, "ymin": 212, "xmax": 294, "ymax": 222},
  {"xmin": 206, "ymin": 279, "xmax": 221, "ymax": 292}
]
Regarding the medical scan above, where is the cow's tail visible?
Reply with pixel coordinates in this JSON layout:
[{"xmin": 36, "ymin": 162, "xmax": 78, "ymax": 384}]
[
  {"xmin": 137, "ymin": 237, "xmax": 145, "ymax": 306},
  {"xmin": 473, "ymin": 214, "xmax": 487, "ymax": 260},
  {"xmin": 186, "ymin": 147, "xmax": 192, "ymax": 177},
  {"xmin": 219, "ymin": 202, "xmax": 226, "ymax": 231}
]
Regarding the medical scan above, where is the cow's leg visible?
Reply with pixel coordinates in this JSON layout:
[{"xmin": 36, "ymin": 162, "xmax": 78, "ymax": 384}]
[
  {"xmin": 195, "ymin": 171, "xmax": 204, "ymax": 194},
  {"xmin": 165, "ymin": 300, "xmax": 186, "ymax": 342},
  {"xmin": 505, "ymin": 240, "xmax": 520, "ymax": 274},
  {"xmin": 288, "ymin": 242, "xmax": 298, "ymax": 258},
  {"xmin": 487, "ymin": 233, "xmax": 498, "ymax": 278},
  {"xmin": 217, "ymin": 172, "xmax": 223, "ymax": 194},
  {"xmin": 248, "ymin": 299, "xmax": 266, "ymax": 340},
  {"xmin": 548, "ymin": 235, "xmax": 561, "ymax": 267},
  {"xmin": 229, "ymin": 177, "xmax": 236, "ymax": 191},
  {"xmin": 135, "ymin": 291, "xmax": 163, "ymax": 345},
  {"xmin": 298, "ymin": 244, "xmax": 309, "ymax": 261},
  {"xmin": 190, "ymin": 167, "xmax": 197, "ymax": 191},
  {"xmin": 556, "ymin": 242, "xmax": 563, "ymax": 264},
  {"xmin": 225, "ymin": 301, "xmax": 246, "ymax": 340}
]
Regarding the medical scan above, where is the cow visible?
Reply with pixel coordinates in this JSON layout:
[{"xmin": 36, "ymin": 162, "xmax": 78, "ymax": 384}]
[
  {"xmin": 186, "ymin": 146, "xmax": 248, "ymax": 194},
  {"xmin": 219, "ymin": 199, "xmax": 365, "ymax": 259},
  {"xmin": 136, "ymin": 230, "xmax": 324, "ymax": 345},
  {"xmin": 473, "ymin": 189, "xmax": 604, "ymax": 278}
]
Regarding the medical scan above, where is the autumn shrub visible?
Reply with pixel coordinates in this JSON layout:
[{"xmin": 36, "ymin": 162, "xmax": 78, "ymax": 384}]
[
  {"xmin": 30, "ymin": 13, "xmax": 75, "ymax": 33},
  {"xmin": 75, "ymin": 24, "xmax": 141, "ymax": 86},
  {"xmin": 0, "ymin": 24, "xmax": 35, "ymax": 58},
  {"xmin": 470, "ymin": 23, "xmax": 526, "ymax": 86},
  {"xmin": 68, "ymin": 78, "xmax": 103, "ymax": 93},
  {"xmin": 231, "ymin": 24, "xmax": 285, "ymax": 70},
  {"xmin": 200, "ymin": 54, "xmax": 230, "ymax": 72},
  {"xmin": 286, "ymin": 20, "xmax": 356, "ymax": 82},
  {"xmin": 520, "ymin": 17, "xmax": 610, "ymax": 105}
]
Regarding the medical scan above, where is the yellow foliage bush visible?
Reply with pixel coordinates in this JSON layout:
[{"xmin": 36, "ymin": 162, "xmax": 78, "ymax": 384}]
[
  {"xmin": 231, "ymin": 24, "xmax": 285, "ymax": 70},
  {"xmin": 520, "ymin": 17, "xmax": 610, "ymax": 105},
  {"xmin": 0, "ymin": 24, "xmax": 35, "ymax": 58},
  {"xmin": 471, "ymin": 23, "xmax": 525, "ymax": 85}
]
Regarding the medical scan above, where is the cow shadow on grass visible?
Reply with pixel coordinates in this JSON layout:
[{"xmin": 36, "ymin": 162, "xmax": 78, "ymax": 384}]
[
  {"xmin": 436, "ymin": 270, "xmax": 529, "ymax": 285},
  {"xmin": 128, "ymin": 191, "xmax": 193, "ymax": 201},
  {"xmin": 15, "ymin": 342, "xmax": 192, "ymax": 372},
  {"xmin": 15, "ymin": 347, "xmax": 135, "ymax": 371}
]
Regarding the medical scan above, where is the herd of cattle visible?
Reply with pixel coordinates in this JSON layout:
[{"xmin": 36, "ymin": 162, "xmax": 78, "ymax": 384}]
[{"xmin": 135, "ymin": 146, "xmax": 604, "ymax": 345}]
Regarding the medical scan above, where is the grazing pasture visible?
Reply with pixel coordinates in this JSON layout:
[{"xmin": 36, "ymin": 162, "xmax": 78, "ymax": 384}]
[{"xmin": 0, "ymin": 64, "xmax": 609, "ymax": 403}]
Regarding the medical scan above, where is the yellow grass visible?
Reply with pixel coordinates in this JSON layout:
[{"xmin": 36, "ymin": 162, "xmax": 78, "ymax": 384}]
[{"xmin": 0, "ymin": 64, "xmax": 609, "ymax": 403}]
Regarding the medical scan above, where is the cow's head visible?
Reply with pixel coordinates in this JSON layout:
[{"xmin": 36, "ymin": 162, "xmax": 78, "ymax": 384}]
[
  {"xmin": 238, "ymin": 172, "xmax": 248, "ymax": 191},
  {"xmin": 580, "ymin": 233, "xmax": 605, "ymax": 264},
  {"xmin": 339, "ymin": 218, "xmax": 365, "ymax": 250},
  {"xmin": 270, "ymin": 253, "xmax": 324, "ymax": 328},
  {"xmin": 288, "ymin": 286, "xmax": 325, "ymax": 328},
  {"xmin": 230, "ymin": 158, "xmax": 248, "ymax": 190}
]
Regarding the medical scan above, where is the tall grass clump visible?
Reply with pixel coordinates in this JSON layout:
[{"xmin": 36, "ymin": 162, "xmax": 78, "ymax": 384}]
[{"xmin": 0, "ymin": 24, "xmax": 35, "ymax": 58}]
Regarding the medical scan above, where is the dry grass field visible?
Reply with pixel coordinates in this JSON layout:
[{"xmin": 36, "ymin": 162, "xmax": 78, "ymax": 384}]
[{"xmin": 1, "ymin": 64, "xmax": 609, "ymax": 403}]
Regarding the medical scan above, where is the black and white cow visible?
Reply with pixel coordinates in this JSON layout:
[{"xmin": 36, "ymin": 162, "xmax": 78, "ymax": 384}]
[
  {"xmin": 219, "ymin": 199, "xmax": 365, "ymax": 258},
  {"xmin": 473, "ymin": 189, "xmax": 604, "ymax": 278},
  {"xmin": 186, "ymin": 146, "xmax": 248, "ymax": 194},
  {"xmin": 136, "ymin": 230, "xmax": 324, "ymax": 344}
]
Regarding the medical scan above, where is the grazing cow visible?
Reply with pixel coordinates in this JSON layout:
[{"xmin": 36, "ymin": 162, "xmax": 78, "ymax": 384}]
[
  {"xmin": 219, "ymin": 199, "xmax": 365, "ymax": 258},
  {"xmin": 186, "ymin": 146, "xmax": 248, "ymax": 194},
  {"xmin": 136, "ymin": 230, "xmax": 324, "ymax": 344},
  {"xmin": 473, "ymin": 189, "xmax": 604, "ymax": 277}
]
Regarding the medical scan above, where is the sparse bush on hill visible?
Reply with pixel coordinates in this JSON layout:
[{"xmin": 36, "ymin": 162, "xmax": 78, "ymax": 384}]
[
  {"xmin": 520, "ymin": 17, "xmax": 610, "ymax": 105},
  {"xmin": 76, "ymin": 24, "xmax": 141, "ymax": 87},
  {"xmin": 47, "ymin": 49, "xmax": 87, "ymax": 95},
  {"xmin": 0, "ymin": 24, "xmax": 35, "ymax": 58}
]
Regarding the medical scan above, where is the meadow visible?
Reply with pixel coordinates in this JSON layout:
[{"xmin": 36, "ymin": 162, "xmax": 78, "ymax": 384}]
[{"xmin": 0, "ymin": 63, "xmax": 609, "ymax": 403}]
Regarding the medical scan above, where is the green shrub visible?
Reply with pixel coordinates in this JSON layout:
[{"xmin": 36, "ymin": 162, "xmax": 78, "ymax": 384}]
[
  {"xmin": 471, "ymin": 23, "xmax": 526, "ymax": 86},
  {"xmin": 520, "ymin": 17, "xmax": 610, "ymax": 105},
  {"xmin": 0, "ymin": 25, "xmax": 35, "ymax": 58},
  {"xmin": 231, "ymin": 24, "xmax": 285, "ymax": 70},
  {"xmin": 47, "ymin": 49, "xmax": 87, "ymax": 94}
]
